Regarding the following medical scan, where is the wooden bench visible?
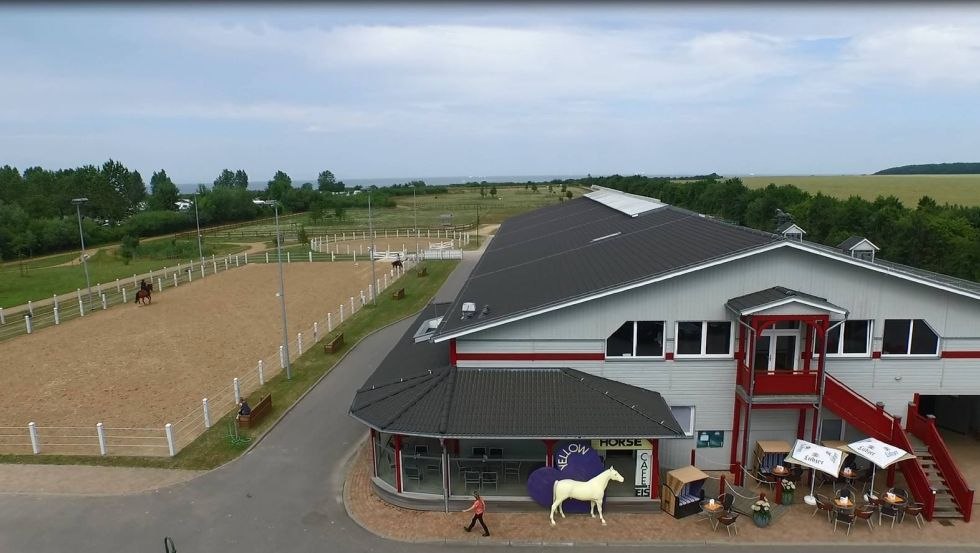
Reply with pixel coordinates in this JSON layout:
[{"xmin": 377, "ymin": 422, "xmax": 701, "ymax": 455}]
[
  {"xmin": 392, "ymin": 288, "xmax": 406, "ymax": 300},
  {"xmin": 237, "ymin": 394, "xmax": 272, "ymax": 429},
  {"xmin": 417, "ymin": 267, "xmax": 428, "ymax": 277},
  {"xmin": 324, "ymin": 333, "xmax": 345, "ymax": 354}
]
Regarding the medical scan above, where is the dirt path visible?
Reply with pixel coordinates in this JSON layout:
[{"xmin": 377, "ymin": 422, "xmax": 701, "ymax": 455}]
[{"xmin": 0, "ymin": 261, "xmax": 376, "ymax": 428}]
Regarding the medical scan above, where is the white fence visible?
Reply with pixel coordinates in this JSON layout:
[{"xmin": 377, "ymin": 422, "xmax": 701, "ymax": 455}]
[
  {"xmin": 0, "ymin": 255, "xmax": 419, "ymax": 458},
  {"xmin": 310, "ymin": 228, "xmax": 471, "ymax": 254},
  {"xmin": 421, "ymin": 249, "xmax": 463, "ymax": 260}
]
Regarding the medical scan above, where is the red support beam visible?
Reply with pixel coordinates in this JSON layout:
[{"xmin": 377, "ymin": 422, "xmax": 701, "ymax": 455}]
[
  {"xmin": 544, "ymin": 439, "xmax": 556, "ymax": 468},
  {"xmin": 370, "ymin": 428, "xmax": 378, "ymax": 478},
  {"xmin": 449, "ymin": 339, "xmax": 458, "ymax": 365},
  {"xmin": 730, "ymin": 395, "xmax": 743, "ymax": 473},
  {"xmin": 393, "ymin": 434, "xmax": 403, "ymax": 493},
  {"xmin": 797, "ymin": 409, "xmax": 807, "ymax": 439},
  {"xmin": 649, "ymin": 439, "xmax": 661, "ymax": 500}
]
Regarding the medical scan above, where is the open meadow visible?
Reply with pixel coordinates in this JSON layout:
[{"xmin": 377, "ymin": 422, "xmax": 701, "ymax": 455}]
[{"xmin": 740, "ymin": 174, "xmax": 980, "ymax": 207}]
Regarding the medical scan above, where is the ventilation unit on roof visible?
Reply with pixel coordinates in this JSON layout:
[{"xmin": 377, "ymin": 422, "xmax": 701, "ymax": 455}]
[{"xmin": 461, "ymin": 302, "xmax": 476, "ymax": 319}]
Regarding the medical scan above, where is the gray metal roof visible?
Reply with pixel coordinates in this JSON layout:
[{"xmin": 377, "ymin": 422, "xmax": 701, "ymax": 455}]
[
  {"xmin": 837, "ymin": 236, "xmax": 878, "ymax": 251},
  {"xmin": 435, "ymin": 195, "xmax": 779, "ymax": 338},
  {"xmin": 726, "ymin": 286, "xmax": 845, "ymax": 315},
  {"xmin": 349, "ymin": 308, "xmax": 684, "ymax": 439}
]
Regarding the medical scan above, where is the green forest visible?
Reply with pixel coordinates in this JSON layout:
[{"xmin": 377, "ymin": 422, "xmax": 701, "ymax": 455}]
[
  {"xmin": 560, "ymin": 175, "xmax": 980, "ymax": 282},
  {"xmin": 0, "ymin": 161, "xmax": 444, "ymax": 262},
  {"xmin": 875, "ymin": 162, "xmax": 980, "ymax": 175}
]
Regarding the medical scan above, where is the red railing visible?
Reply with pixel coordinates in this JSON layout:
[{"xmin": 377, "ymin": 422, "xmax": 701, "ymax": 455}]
[
  {"xmin": 823, "ymin": 376, "xmax": 936, "ymax": 519},
  {"xmin": 753, "ymin": 372, "xmax": 818, "ymax": 395},
  {"xmin": 907, "ymin": 397, "xmax": 974, "ymax": 521}
]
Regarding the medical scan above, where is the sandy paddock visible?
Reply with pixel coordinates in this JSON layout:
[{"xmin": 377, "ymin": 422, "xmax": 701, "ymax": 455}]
[{"xmin": 0, "ymin": 262, "xmax": 377, "ymax": 428}]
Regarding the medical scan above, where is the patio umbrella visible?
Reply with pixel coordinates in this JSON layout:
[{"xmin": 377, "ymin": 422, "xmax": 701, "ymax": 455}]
[
  {"xmin": 783, "ymin": 439, "xmax": 846, "ymax": 505},
  {"xmin": 841, "ymin": 437, "xmax": 915, "ymax": 497}
]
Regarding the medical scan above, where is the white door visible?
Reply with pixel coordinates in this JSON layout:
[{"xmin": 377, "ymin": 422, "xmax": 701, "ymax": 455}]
[{"xmin": 754, "ymin": 330, "xmax": 800, "ymax": 372}]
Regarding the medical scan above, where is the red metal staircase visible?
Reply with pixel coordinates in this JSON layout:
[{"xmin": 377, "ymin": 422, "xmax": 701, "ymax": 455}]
[{"xmin": 822, "ymin": 376, "xmax": 971, "ymax": 521}]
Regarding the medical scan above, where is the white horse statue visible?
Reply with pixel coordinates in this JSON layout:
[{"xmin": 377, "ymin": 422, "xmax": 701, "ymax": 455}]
[{"xmin": 550, "ymin": 467, "xmax": 624, "ymax": 526}]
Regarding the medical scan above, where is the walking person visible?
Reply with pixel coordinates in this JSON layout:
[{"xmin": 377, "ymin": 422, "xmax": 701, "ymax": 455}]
[{"xmin": 462, "ymin": 491, "xmax": 490, "ymax": 537}]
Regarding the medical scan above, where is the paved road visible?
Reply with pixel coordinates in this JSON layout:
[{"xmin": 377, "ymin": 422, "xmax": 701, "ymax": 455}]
[{"xmin": 0, "ymin": 242, "xmax": 970, "ymax": 553}]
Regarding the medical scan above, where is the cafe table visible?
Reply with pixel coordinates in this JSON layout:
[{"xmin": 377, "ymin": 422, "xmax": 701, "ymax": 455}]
[{"xmin": 702, "ymin": 499, "xmax": 725, "ymax": 530}]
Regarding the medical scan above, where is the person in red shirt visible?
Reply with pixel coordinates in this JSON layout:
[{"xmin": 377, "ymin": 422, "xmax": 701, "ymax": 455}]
[{"xmin": 462, "ymin": 491, "xmax": 490, "ymax": 536}]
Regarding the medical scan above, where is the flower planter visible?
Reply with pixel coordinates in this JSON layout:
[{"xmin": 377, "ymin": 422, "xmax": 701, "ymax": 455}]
[
  {"xmin": 753, "ymin": 514, "xmax": 771, "ymax": 528},
  {"xmin": 781, "ymin": 492, "xmax": 794, "ymax": 505}
]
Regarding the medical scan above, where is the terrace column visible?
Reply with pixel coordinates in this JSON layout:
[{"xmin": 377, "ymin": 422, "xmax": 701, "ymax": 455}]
[
  {"xmin": 543, "ymin": 439, "xmax": 556, "ymax": 468},
  {"xmin": 648, "ymin": 438, "xmax": 661, "ymax": 500},
  {"xmin": 394, "ymin": 434, "xmax": 404, "ymax": 493}
]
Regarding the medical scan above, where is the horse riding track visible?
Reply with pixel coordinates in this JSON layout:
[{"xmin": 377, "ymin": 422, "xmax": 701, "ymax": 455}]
[{"xmin": 0, "ymin": 262, "xmax": 376, "ymax": 428}]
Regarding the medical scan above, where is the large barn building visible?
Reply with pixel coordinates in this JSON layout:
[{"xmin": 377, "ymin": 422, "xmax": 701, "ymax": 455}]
[{"xmin": 350, "ymin": 186, "xmax": 980, "ymax": 521}]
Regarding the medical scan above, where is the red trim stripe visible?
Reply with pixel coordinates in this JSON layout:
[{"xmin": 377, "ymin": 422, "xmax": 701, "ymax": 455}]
[
  {"xmin": 872, "ymin": 351, "xmax": 882, "ymax": 359},
  {"xmin": 455, "ymin": 352, "xmax": 605, "ymax": 361},
  {"xmin": 942, "ymin": 351, "xmax": 980, "ymax": 359}
]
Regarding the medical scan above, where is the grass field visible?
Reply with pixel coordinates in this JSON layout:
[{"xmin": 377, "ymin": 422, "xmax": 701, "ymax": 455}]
[
  {"xmin": 740, "ymin": 175, "xmax": 980, "ymax": 207},
  {"xmin": 0, "ymin": 241, "xmax": 245, "ymax": 307}
]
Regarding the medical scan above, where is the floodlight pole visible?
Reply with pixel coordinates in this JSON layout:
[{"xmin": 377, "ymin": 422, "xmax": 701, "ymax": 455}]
[
  {"xmin": 270, "ymin": 200, "xmax": 291, "ymax": 380},
  {"xmin": 72, "ymin": 198, "xmax": 94, "ymax": 310},
  {"xmin": 193, "ymin": 192, "xmax": 204, "ymax": 263},
  {"xmin": 368, "ymin": 193, "xmax": 378, "ymax": 306}
]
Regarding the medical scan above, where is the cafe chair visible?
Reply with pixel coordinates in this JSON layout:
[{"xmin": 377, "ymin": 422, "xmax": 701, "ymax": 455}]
[
  {"xmin": 880, "ymin": 502, "xmax": 901, "ymax": 528},
  {"xmin": 503, "ymin": 461, "xmax": 522, "ymax": 482},
  {"xmin": 720, "ymin": 493, "xmax": 735, "ymax": 512},
  {"xmin": 404, "ymin": 466, "xmax": 423, "ymax": 486},
  {"xmin": 855, "ymin": 506, "xmax": 876, "ymax": 532},
  {"xmin": 717, "ymin": 511, "xmax": 739, "ymax": 537},
  {"xmin": 812, "ymin": 495, "xmax": 835, "ymax": 522},
  {"xmin": 834, "ymin": 510, "xmax": 856, "ymax": 535},
  {"xmin": 481, "ymin": 471, "xmax": 498, "ymax": 491},
  {"xmin": 904, "ymin": 502, "xmax": 925, "ymax": 528},
  {"xmin": 463, "ymin": 470, "xmax": 482, "ymax": 490}
]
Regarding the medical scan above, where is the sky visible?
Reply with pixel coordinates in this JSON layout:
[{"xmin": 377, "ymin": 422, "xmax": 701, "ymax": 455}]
[{"xmin": 2, "ymin": 3, "xmax": 980, "ymax": 184}]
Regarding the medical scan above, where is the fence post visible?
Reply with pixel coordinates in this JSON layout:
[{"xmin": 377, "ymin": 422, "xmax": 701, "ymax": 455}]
[
  {"xmin": 28, "ymin": 422, "xmax": 40, "ymax": 454},
  {"xmin": 331, "ymin": 252, "xmax": 335, "ymax": 262},
  {"xmin": 213, "ymin": 260, "xmax": 217, "ymax": 273},
  {"xmin": 353, "ymin": 252, "xmax": 356, "ymax": 263},
  {"xmin": 384, "ymin": 274, "xmax": 388, "ymax": 288},
  {"xmin": 287, "ymin": 252, "xmax": 291, "ymax": 263},
  {"xmin": 200, "ymin": 264, "xmax": 205, "ymax": 279},
  {"xmin": 350, "ymin": 296, "xmax": 355, "ymax": 314},
  {"xmin": 187, "ymin": 268, "xmax": 193, "ymax": 282},
  {"xmin": 258, "ymin": 360, "xmax": 265, "ymax": 386},
  {"xmin": 27, "ymin": 300, "xmax": 33, "ymax": 316},
  {"xmin": 77, "ymin": 288, "xmax": 82, "ymax": 302},
  {"xmin": 265, "ymin": 252, "xmax": 269, "ymax": 263},
  {"xmin": 360, "ymin": 291, "xmax": 366, "ymax": 305},
  {"xmin": 101, "ymin": 294, "xmax": 107, "ymax": 310},
  {"xmin": 235, "ymin": 255, "xmax": 240, "ymax": 267},
  {"xmin": 244, "ymin": 252, "xmax": 248, "ymax": 264},
  {"xmin": 116, "ymin": 278, "xmax": 121, "ymax": 291},
  {"xmin": 328, "ymin": 313, "xmax": 333, "ymax": 332},
  {"xmin": 369, "ymin": 284, "xmax": 374, "ymax": 301},
  {"xmin": 313, "ymin": 321, "xmax": 319, "ymax": 343},
  {"xmin": 157, "ymin": 277, "xmax": 163, "ymax": 291},
  {"xmin": 53, "ymin": 306, "xmax": 60, "ymax": 325},
  {"xmin": 279, "ymin": 345, "xmax": 285, "ymax": 369},
  {"xmin": 79, "ymin": 297, "xmax": 85, "ymax": 317},
  {"xmin": 309, "ymin": 251, "xmax": 313, "ymax": 263},
  {"xmin": 202, "ymin": 398, "xmax": 211, "ymax": 429},
  {"xmin": 233, "ymin": 377, "xmax": 241, "ymax": 405},
  {"xmin": 96, "ymin": 422, "xmax": 107, "ymax": 455},
  {"xmin": 165, "ymin": 423, "xmax": 176, "ymax": 457},
  {"xmin": 0, "ymin": 307, "xmax": 4, "ymax": 325},
  {"xmin": 173, "ymin": 273, "xmax": 179, "ymax": 287},
  {"xmin": 339, "ymin": 304, "xmax": 344, "ymax": 323},
  {"xmin": 24, "ymin": 315, "xmax": 32, "ymax": 334},
  {"xmin": 122, "ymin": 289, "xmax": 127, "ymax": 304}
]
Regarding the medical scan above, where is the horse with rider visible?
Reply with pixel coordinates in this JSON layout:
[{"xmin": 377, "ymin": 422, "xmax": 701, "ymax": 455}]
[{"xmin": 136, "ymin": 279, "xmax": 153, "ymax": 305}]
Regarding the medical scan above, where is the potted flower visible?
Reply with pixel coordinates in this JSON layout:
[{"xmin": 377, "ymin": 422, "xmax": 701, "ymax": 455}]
[
  {"xmin": 751, "ymin": 497, "xmax": 773, "ymax": 527},
  {"xmin": 780, "ymin": 479, "xmax": 796, "ymax": 505}
]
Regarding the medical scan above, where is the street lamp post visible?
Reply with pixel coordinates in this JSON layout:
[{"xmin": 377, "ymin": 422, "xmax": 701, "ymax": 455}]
[
  {"xmin": 263, "ymin": 200, "xmax": 291, "ymax": 380},
  {"xmin": 71, "ymin": 198, "xmax": 94, "ymax": 309},
  {"xmin": 193, "ymin": 193, "xmax": 204, "ymax": 263},
  {"xmin": 368, "ymin": 193, "xmax": 378, "ymax": 306}
]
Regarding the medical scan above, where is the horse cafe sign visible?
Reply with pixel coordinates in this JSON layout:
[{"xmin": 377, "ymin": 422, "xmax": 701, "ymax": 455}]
[
  {"xmin": 634, "ymin": 449, "xmax": 653, "ymax": 496},
  {"xmin": 591, "ymin": 438, "xmax": 652, "ymax": 450}
]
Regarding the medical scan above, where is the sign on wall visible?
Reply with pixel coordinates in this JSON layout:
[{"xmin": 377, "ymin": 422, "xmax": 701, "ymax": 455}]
[
  {"xmin": 697, "ymin": 431, "xmax": 724, "ymax": 448},
  {"xmin": 591, "ymin": 438, "xmax": 651, "ymax": 450},
  {"xmin": 634, "ymin": 449, "xmax": 652, "ymax": 496}
]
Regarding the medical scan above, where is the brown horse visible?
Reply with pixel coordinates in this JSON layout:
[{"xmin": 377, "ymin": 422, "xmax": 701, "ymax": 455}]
[
  {"xmin": 136, "ymin": 282, "xmax": 153, "ymax": 305},
  {"xmin": 391, "ymin": 259, "xmax": 403, "ymax": 270}
]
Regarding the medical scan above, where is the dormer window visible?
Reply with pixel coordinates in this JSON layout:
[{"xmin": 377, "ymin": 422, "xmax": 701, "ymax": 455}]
[
  {"xmin": 837, "ymin": 236, "xmax": 880, "ymax": 263},
  {"xmin": 776, "ymin": 223, "xmax": 806, "ymax": 242}
]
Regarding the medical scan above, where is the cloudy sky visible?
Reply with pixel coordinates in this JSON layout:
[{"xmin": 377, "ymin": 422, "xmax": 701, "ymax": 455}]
[{"xmin": 2, "ymin": 3, "xmax": 979, "ymax": 184}]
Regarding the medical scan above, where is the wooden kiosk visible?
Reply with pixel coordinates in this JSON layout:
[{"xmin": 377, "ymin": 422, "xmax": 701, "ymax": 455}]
[{"xmin": 661, "ymin": 465, "xmax": 709, "ymax": 519}]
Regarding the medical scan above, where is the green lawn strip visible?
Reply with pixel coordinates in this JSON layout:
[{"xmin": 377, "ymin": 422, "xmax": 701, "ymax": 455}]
[
  {"xmin": 0, "ymin": 243, "xmax": 247, "ymax": 307},
  {"xmin": 0, "ymin": 260, "xmax": 458, "ymax": 470}
]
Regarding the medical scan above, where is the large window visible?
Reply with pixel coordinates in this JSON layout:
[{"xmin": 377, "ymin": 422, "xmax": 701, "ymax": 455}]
[
  {"xmin": 675, "ymin": 321, "xmax": 732, "ymax": 357},
  {"xmin": 882, "ymin": 319, "xmax": 939, "ymax": 356},
  {"xmin": 606, "ymin": 321, "xmax": 665, "ymax": 358},
  {"xmin": 670, "ymin": 406, "xmax": 695, "ymax": 437},
  {"xmin": 822, "ymin": 320, "xmax": 873, "ymax": 356}
]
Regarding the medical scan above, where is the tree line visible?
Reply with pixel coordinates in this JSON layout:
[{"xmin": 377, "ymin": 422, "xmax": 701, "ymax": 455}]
[
  {"xmin": 561, "ymin": 174, "xmax": 980, "ymax": 282},
  {"xmin": 875, "ymin": 163, "xmax": 980, "ymax": 175},
  {"xmin": 0, "ymin": 161, "xmax": 442, "ymax": 262}
]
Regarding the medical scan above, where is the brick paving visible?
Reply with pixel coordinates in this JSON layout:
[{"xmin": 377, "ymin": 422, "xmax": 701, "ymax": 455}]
[{"xmin": 345, "ymin": 441, "xmax": 979, "ymax": 546}]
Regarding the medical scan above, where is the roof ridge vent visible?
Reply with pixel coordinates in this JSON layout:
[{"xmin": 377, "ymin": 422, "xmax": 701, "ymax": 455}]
[{"xmin": 590, "ymin": 231, "xmax": 621, "ymax": 243}]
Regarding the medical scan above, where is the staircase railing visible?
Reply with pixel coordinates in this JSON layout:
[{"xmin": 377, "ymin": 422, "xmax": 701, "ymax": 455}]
[
  {"xmin": 907, "ymin": 395, "xmax": 974, "ymax": 522},
  {"xmin": 823, "ymin": 376, "xmax": 935, "ymax": 519}
]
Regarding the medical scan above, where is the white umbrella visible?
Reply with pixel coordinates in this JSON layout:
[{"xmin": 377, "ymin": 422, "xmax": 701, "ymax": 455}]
[
  {"xmin": 783, "ymin": 439, "xmax": 846, "ymax": 505},
  {"xmin": 842, "ymin": 437, "xmax": 915, "ymax": 498}
]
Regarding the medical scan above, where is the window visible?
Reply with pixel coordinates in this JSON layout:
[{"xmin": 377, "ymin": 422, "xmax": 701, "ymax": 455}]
[
  {"xmin": 670, "ymin": 406, "xmax": 695, "ymax": 437},
  {"xmin": 821, "ymin": 320, "xmax": 872, "ymax": 356},
  {"xmin": 605, "ymin": 321, "xmax": 664, "ymax": 358},
  {"xmin": 675, "ymin": 321, "xmax": 732, "ymax": 357},
  {"xmin": 882, "ymin": 319, "xmax": 939, "ymax": 356}
]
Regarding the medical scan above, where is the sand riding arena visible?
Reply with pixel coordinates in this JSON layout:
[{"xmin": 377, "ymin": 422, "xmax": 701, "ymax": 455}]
[{"xmin": 0, "ymin": 261, "xmax": 383, "ymax": 454}]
